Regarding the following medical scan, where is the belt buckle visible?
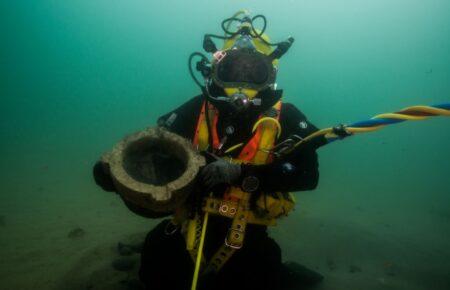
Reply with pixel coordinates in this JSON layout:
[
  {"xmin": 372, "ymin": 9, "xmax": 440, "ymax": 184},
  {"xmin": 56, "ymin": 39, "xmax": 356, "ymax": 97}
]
[
  {"xmin": 219, "ymin": 201, "xmax": 237, "ymax": 218},
  {"xmin": 225, "ymin": 228, "xmax": 244, "ymax": 249}
]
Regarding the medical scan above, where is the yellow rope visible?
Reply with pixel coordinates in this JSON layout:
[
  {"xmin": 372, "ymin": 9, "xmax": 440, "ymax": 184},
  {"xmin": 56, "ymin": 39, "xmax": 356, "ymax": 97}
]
[
  {"xmin": 292, "ymin": 128, "xmax": 332, "ymax": 149},
  {"xmin": 191, "ymin": 210, "xmax": 209, "ymax": 290},
  {"xmin": 346, "ymin": 125, "xmax": 385, "ymax": 133},
  {"xmin": 224, "ymin": 143, "xmax": 244, "ymax": 154},
  {"xmin": 398, "ymin": 106, "xmax": 450, "ymax": 116},
  {"xmin": 252, "ymin": 117, "xmax": 282, "ymax": 138},
  {"xmin": 373, "ymin": 113, "xmax": 427, "ymax": 121}
]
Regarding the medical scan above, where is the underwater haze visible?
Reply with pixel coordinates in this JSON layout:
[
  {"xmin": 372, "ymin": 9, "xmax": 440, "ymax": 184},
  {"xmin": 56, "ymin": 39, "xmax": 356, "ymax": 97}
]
[{"xmin": 1, "ymin": 0, "xmax": 449, "ymax": 289}]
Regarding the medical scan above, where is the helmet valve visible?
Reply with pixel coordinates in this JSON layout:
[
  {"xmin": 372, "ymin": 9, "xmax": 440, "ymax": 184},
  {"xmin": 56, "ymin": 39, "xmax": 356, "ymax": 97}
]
[{"xmin": 213, "ymin": 50, "xmax": 227, "ymax": 63}]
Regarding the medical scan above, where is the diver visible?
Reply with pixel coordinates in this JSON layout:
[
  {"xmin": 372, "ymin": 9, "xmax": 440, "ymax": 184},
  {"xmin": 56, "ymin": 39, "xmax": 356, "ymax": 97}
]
[{"xmin": 94, "ymin": 11, "xmax": 327, "ymax": 290}]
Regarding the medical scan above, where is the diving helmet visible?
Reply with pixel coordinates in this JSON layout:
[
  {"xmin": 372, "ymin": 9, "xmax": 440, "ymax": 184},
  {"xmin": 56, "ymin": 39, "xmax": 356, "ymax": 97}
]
[{"xmin": 189, "ymin": 11, "xmax": 294, "ymax": 113}]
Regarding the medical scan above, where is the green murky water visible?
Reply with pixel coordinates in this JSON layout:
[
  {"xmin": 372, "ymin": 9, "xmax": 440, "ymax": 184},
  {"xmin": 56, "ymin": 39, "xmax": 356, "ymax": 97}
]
[{"xmin": 1, "ymin": 1, "xmax": 449, "ymax": 289}]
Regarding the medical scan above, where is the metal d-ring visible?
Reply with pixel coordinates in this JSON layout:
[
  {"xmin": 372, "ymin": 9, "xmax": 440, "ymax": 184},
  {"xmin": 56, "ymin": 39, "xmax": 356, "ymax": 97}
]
[{"xmin": 164, "ymin": 221, "xmax": 179, "ymax": 235}]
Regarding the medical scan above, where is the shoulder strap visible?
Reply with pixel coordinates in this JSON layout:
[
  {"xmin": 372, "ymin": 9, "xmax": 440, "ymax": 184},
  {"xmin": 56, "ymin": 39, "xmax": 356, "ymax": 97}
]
[
  {"xmin": 238, "ymin": 101, "xmax": 282, "ymax": 164},
  {"xmin": 193, "ymin": 101, "xmax": 220, "ymax": 151}
]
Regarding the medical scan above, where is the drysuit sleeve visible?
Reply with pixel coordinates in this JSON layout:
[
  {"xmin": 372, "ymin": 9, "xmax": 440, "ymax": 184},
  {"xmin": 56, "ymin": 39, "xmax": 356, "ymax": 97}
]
[
  {"xmin": 157, "ymin": 95, "xmax": 204, "ymax": 140},
  {"xmin": 239, "ymin": 103, "xmax": 327, "ymax": 193}
]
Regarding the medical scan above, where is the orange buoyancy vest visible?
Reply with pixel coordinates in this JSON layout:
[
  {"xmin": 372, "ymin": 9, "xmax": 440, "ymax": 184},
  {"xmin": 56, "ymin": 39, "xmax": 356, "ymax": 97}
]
[
  {"xmin": 193, "ymin": 100, "xmax": 282, "ymax": 165},
  {"xmin": 184, "ymin": 99, "xmax": 296, "ymax": 274},
  {"xmin": 190, "ymin": 99, "xmax": 296, "ymax": 222}
]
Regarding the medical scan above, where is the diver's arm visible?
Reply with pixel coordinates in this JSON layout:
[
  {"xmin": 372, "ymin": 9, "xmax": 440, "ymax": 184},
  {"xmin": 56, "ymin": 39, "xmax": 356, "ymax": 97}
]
[
  {"xmin": 239, "ymin": 147, "xmax": 319, "ymax": 192},
  {"xmin": 157, "ymin": 95, "xmax": 204, "ymax": 139},
  {"xmin": 93, "ymin": 160, "xmax": 116, "ymax": 192},
  {"xmin": 277, "ymin": 103, "xmax": 327, "ymax": 150},
  {"xmin": 238, "ymin": 103, "xmax": 324, "ymax": 193}
]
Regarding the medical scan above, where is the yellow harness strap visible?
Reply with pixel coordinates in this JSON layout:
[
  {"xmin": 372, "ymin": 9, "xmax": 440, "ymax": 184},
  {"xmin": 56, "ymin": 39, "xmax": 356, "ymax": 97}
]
[
  {"xmin": 185, "ymin": 214, "xmax": 207, "ymax": 267},
  {"xmin": 188, "ymin": 100, "xmax": 289, "ymax": 281},
  {"xmin": 196, "ymin": 103, "xmax": 217, "ymax": 151},
  {"xmin": 252, "ymin": 101, "xmax": 282, "ymax": 164},
  {"xmin": 203, "ymin": 188, "xmax": 251, "ymax": 273},
  {"xmin": 203, "ymin": 197, "xmax": 277, "ymax": 226}
]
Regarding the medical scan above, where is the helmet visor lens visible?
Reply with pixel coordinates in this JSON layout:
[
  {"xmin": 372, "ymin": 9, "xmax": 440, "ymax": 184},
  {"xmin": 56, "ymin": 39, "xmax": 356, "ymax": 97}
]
[{"xmin": 215, "ymin": 49, "xmax": 272, "ymax": 88}]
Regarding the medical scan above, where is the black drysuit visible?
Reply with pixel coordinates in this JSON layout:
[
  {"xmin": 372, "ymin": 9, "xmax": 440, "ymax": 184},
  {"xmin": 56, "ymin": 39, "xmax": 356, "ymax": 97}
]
[{"xmin": 138, "ymin": 93, "xmax": 326, "ymax": 290}]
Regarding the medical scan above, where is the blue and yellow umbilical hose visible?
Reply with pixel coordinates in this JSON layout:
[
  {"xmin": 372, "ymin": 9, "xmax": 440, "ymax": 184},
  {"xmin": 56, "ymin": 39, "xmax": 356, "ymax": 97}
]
[
  {"xmin": 190, "ymin": 103, "xmax": 449, "ymax": 290},
  {"xmin": 292, "ymin": 103, "xmax": 450, "ymax": 150}
]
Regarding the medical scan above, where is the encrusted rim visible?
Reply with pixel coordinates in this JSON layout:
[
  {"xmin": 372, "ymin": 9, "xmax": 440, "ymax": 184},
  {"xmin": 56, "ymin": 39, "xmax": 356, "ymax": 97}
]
[{"xmin": 107, "ymin": 127, "xmax": 205, "ymax": 203}]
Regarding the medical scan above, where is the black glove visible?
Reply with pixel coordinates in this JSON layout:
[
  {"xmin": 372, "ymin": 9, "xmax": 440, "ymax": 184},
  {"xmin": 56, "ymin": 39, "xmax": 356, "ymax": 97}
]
[
  {"xmin": 200, "ymin": 155, "xmax": 241, "ymax": 190},
  {"xmin": 93, "ymin": 161, "xmax": 116, "ymax": 192}
]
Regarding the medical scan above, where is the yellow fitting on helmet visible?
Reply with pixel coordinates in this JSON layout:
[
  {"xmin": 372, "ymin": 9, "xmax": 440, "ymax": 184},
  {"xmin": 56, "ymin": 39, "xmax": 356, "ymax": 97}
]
[
  {"xmin": 224, "ymin": 88, "xmax": 258, "ymax": 99},
  {"xmin": 223, "ymin": 30, "xmax": 279, "ymax": 67}
]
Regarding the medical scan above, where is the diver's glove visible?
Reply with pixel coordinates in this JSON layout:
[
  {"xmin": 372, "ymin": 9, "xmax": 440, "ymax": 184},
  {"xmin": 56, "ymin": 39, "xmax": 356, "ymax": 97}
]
[
  {"xmin": 93, "ymin": 161, "xmax": 116, "ymax": 192},
  {"xmin": 200, "ymin": 155, "xmax": 241, "ymax": 190}
]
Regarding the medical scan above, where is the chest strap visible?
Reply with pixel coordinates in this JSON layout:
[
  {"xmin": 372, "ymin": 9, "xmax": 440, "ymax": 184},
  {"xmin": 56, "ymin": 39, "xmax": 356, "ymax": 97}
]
[
  {"xmin": 203, "ymin": 189, "xmax": 250, "ymax": 273},
  {"xmin": 202, "ymin": 197, "xmax": 276, "ymax": 226}
]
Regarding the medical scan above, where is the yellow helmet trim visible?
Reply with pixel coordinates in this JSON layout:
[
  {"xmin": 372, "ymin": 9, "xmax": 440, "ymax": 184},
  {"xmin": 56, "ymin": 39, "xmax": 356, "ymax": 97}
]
[
  {"xmin": 223, "ymin": 29, "xmax": 271, "ymax": 54},
  {"xmin": 222, "ymin": 29, "xmax": 279, "ymax": 66},
  {"xmin": 224, "ymin": 88, "xmax": 258, "ymax": 99}
]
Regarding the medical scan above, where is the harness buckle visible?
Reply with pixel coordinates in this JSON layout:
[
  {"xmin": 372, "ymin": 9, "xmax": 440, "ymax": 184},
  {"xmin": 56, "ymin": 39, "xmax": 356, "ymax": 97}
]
[
  {"xmin": 164, "ymin": 221, "xmax": 179, "ymax": 236},
  {"xmin": 219, "ymin": 201, "xmax": 238, "ymax": 218},
  {"xmin": 225, "ymin": 228, "xmax": 244, "ymax": 249},
  {"xmin": 272, "ymin": 134, "xmax": 303, "ymax": 158}
]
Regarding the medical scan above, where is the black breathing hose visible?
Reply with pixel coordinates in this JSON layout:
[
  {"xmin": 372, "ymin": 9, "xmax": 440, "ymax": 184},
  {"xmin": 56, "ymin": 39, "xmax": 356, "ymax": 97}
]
[{"xmin": 188, "ymin": 52, "xmax": 209, "ymax": 88}]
